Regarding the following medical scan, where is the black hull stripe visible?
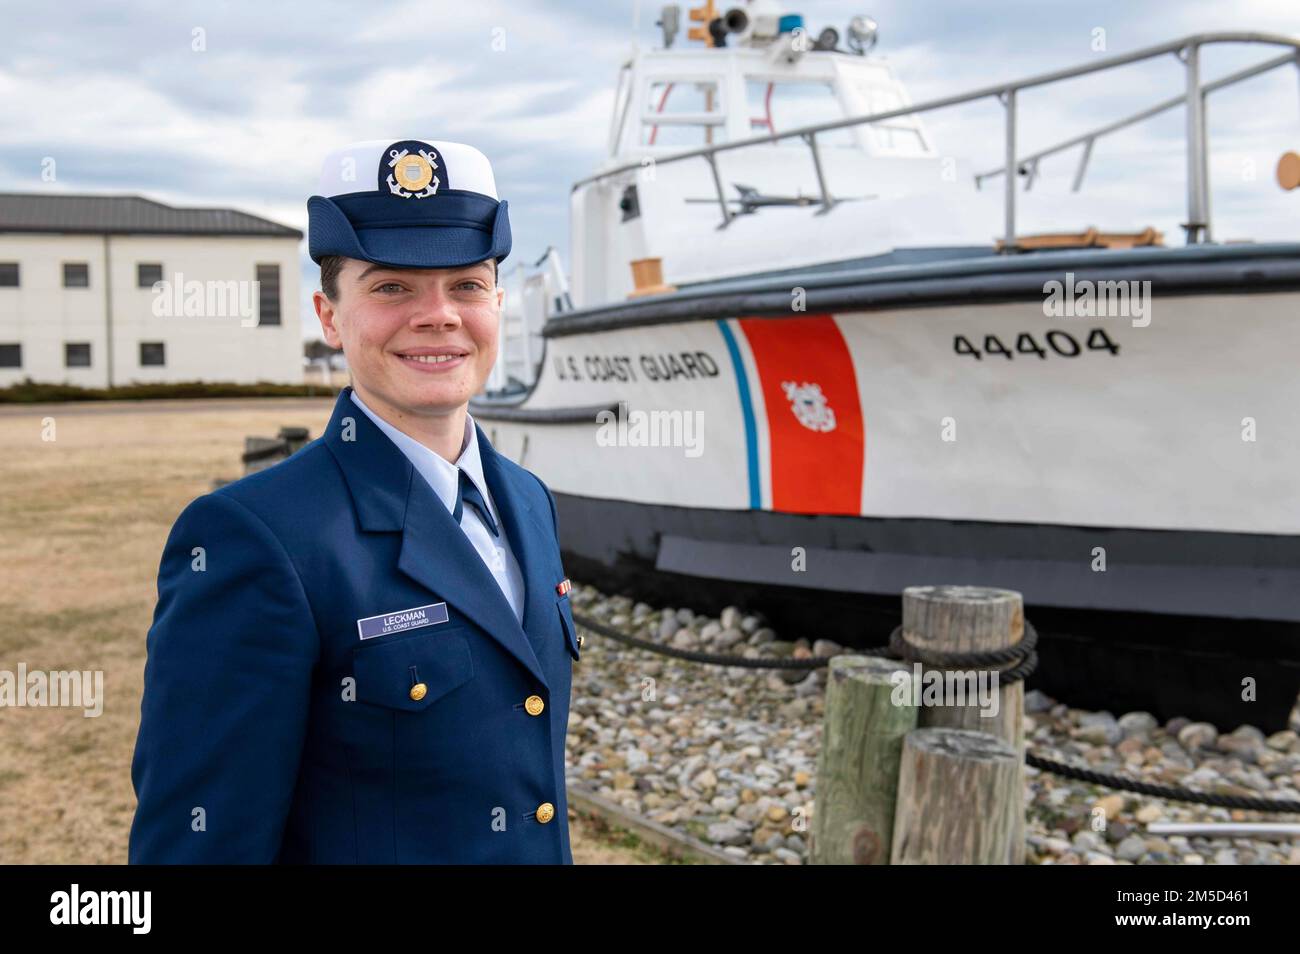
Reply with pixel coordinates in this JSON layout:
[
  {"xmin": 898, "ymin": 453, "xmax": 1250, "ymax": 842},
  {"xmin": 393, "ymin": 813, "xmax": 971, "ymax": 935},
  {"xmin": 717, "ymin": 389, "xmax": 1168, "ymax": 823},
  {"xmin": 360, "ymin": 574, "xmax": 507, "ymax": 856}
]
[
  {"xmin": 555, "ymin": 493, "xmax": 1300, "ymax": 623},
  {"xmin": 545, "ymin": 244, "xmax": 1300, "ymax": 337},
  {"xmin": 657, "ymin": 535, "xmax": 1300, "ymax": 622},
  {"xmin": 469, "ymin": 401, "xmax": 615, "ymax": 423}
]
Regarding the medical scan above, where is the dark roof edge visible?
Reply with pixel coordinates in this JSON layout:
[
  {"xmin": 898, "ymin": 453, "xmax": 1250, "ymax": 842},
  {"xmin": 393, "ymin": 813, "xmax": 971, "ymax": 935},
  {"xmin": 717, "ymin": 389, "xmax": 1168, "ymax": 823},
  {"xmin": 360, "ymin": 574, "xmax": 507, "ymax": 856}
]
[
  {"xmin": 0, "ymin": 192, "xmax": 303, "ymax": 238},
  {"xmin": 0, "ymin": 224, "xmax": 304, "ymax": 238}
]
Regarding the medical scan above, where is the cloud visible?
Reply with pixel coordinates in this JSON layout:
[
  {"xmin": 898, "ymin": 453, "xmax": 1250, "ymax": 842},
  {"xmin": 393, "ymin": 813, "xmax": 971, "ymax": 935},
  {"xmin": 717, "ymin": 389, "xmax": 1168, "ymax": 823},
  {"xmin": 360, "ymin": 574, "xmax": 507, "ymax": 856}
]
[{"xmin": 1, "ymin": 0, "xmax": 1298, "ymax": 336}]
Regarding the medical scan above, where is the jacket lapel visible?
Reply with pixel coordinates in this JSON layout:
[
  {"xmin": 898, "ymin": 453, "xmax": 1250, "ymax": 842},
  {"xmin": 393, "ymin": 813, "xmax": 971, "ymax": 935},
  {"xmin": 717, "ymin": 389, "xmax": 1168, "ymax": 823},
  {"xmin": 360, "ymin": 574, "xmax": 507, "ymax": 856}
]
[
  {"xmin": 475, "ymin": 421, "xmax": 558, "ymax": 653},
  {"xmin": 324, "ymin": 387, "xmax": 549, "ymax": 688}
]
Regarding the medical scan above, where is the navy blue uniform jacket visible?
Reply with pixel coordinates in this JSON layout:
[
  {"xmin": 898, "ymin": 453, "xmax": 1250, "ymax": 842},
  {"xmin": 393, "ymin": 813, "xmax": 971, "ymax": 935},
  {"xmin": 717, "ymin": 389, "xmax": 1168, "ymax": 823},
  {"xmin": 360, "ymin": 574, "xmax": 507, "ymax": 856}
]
[{"xmin": 129, "ymin": 386, "xmax": 580, "ymax": 863}]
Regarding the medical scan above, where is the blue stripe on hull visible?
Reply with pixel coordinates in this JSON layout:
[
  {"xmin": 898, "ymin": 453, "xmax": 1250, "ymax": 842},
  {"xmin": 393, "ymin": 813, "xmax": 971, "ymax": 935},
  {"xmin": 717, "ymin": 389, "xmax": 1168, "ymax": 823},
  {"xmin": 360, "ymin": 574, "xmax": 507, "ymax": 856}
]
[{"xmin": 716, "ymin": 318, "xmax": 760, "ymax": 509}]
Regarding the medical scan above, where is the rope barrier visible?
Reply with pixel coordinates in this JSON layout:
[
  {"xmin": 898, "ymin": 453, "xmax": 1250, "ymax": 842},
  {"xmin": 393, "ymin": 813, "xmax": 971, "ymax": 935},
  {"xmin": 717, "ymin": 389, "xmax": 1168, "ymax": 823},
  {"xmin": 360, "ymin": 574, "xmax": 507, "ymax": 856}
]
[
  {"xmin": 1025, "ymin": 753, "xmax": 1300, "ymax": 813},
  {"xmin": 571, "ymin": 609, "xmax": 1300, "ymax": 815},
  {"xmin": 571, "ymin": 611, "xmax": 1040, "ymax": 676}
]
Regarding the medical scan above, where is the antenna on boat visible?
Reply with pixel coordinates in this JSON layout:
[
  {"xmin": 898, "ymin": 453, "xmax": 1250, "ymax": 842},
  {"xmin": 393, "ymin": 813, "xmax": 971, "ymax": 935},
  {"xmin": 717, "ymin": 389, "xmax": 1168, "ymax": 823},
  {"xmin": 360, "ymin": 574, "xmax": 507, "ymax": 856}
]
[{"xmin": 656, "ymin": 5, "xmax": 680, "ymax": 48}]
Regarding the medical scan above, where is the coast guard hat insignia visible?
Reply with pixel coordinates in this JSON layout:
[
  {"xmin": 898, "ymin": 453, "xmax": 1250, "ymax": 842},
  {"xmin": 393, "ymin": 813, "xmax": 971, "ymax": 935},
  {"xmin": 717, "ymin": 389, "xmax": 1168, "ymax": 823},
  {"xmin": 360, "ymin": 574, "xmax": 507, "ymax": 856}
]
[
  {"xmin": 385, "ymin": 143, "xmax": 441, "ymax": 198},
  {"xmin": 307, "ymin": 137, "xmax": 510, "ymax": 269}
]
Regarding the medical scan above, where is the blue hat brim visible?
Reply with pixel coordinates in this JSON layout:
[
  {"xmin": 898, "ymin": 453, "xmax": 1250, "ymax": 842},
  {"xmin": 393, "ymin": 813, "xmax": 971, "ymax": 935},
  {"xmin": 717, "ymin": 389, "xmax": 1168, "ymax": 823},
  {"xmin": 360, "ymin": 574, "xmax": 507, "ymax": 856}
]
[{"xmin": 307, "ymin": 192, "xmax": 511, "ymax": 269}]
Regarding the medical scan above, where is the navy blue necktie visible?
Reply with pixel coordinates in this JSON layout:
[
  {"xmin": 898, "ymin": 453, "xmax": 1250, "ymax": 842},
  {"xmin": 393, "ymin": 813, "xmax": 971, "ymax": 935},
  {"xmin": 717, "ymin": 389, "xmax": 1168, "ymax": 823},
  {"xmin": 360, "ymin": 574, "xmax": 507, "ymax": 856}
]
[{"xmin": 452, "ymin": 468, "xmax": 499, "ymax": 537}]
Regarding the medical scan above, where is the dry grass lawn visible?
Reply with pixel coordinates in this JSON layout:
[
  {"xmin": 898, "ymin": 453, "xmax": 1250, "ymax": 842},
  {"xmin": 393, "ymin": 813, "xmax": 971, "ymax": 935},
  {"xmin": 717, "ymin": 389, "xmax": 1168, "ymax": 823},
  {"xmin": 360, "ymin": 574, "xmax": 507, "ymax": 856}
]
[{"xmin": 0, "ymin": 398, "xmax": 652, "ymax": 865}]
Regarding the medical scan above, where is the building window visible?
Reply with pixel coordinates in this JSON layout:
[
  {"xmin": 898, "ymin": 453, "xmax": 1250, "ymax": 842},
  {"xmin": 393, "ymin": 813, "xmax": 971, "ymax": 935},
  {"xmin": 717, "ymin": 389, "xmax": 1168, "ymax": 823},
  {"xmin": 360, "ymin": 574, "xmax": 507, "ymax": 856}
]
[
  {"xmin": 137, "ymin": 263, "xmax": 163, "ymax": 288},
  {"xmin": 63, "ymin": 263, "xmax": 90, "ymax": 287},
  {"xmin": 140, "ymin": 341, "xmax": 165, "ymax": 366},
  {"xmin": 65, "ymin": 342, "xmax": 92, "ymax": 367},
  {"xmin": 0, "ymin": 343, "xmax": 20, "ymax": 367},
  {"xmin": 0, "ymin": 263, "xmax": 18, "ymax": 287},
  {"xmin": 256, "ymin": 264, "xmax": 281, "ymax": 325}
]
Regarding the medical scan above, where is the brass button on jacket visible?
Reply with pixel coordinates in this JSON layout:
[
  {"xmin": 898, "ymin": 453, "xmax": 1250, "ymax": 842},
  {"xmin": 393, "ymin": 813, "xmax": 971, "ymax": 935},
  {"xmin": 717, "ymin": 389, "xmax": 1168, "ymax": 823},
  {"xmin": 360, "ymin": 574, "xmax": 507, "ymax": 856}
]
[
  {"xmin": 524, "ymin": 695, "xmax": 545, "ymax": 716},
  {"xmin": 409, "ymin": 683, "xmax": 428, "ymax": 702},
  {"xmin": 535, "ymin": 802, "xmax": 555, "ymax": 824}
]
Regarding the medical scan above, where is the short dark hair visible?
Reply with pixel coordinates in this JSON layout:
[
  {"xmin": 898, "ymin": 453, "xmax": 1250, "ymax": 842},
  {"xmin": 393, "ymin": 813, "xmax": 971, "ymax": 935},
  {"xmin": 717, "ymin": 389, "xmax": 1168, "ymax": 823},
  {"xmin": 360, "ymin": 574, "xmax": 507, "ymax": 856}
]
[{"xmin": 319, "ymin": 255, "xmax": 498, "ymax": 301}]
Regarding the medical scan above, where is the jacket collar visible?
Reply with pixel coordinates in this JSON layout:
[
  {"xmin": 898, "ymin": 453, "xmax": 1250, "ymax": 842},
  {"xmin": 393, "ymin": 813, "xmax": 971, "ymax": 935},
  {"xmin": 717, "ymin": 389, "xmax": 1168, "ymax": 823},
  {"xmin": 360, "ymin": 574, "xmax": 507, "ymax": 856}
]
[
  {"xmin": 322, "ymin": 385, "xmax": 411, "ymax": 532},
  {"xmin": 347, "ymin": 388, "xmax": 499, "ymax": 520},
  {"xmin": 323, "ymin": 386, "xmax": 551, "ymax": 687}
]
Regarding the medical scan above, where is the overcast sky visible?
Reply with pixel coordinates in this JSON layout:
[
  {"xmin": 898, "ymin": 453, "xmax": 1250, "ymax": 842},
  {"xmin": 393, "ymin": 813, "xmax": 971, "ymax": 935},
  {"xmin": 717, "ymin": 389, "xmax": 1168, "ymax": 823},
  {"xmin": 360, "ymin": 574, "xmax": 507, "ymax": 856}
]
[{"xmin": 1, "ymin": 0, "xmax": 1297, "ymax": 337}]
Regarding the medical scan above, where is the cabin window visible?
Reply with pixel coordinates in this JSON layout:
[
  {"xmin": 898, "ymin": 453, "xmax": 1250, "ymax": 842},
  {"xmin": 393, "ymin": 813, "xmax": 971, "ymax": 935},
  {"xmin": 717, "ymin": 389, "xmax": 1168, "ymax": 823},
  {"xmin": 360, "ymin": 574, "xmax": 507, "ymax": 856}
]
[
  {"xmin": 745, "ymin": 80, "xmax": 856, "ymax": 147},
  {"xmin": 853, "ymin": 83, "xmax": 930, "ymax": 155},
  {"xmin": 641, "ymin": 79, "xmax": 726, "ymax": 147},
  {"xmin": 647, "ymin": 79, "xmax": 719, "ymax": 115}
]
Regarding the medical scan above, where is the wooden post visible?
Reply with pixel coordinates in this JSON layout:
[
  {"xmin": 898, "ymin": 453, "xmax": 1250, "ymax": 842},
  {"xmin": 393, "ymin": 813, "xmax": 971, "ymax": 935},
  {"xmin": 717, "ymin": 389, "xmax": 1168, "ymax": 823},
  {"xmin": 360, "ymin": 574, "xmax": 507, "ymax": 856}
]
[
  {"xmin": 242, "ymin": 435, "xmax": 285, "ymax": 475},
  {"xmin": 811, "ymin": 656, "xmax": 916, "ymax": 864},
  {"xmin": 890, "ymin": 728, "xmax": 1020, "ymax": 864},
  {"xmin": 278, "ymin": 426, "xmax": 311, "ymax": 454},
  {"xmin": 901, "ymin": 585, "xmax": 1026, "ymax": 863}
]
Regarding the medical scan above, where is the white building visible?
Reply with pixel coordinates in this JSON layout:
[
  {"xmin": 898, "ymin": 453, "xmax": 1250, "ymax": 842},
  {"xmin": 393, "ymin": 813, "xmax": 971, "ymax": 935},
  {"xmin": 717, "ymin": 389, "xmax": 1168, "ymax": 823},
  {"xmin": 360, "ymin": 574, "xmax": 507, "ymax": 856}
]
[{"xmin": 0, "ymin": 193, "xmax": 303, "ymax": 387}]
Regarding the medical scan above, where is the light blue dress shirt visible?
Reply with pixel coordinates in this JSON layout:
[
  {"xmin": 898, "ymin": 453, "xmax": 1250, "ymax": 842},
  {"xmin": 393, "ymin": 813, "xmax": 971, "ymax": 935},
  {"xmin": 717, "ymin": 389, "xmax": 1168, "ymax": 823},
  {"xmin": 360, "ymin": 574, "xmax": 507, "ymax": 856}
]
[{"xmin": 350, "ymin": 389, "xmax": 526, "ymax": 625}]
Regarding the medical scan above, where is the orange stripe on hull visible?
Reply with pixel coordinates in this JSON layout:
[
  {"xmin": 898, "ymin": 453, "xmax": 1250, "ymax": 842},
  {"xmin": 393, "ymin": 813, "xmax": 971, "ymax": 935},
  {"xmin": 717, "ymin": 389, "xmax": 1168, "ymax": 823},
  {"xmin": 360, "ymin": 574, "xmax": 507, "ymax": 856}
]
[{"xmin": 738, "ymin": 315, "xmax": 864, "ymax": 515}]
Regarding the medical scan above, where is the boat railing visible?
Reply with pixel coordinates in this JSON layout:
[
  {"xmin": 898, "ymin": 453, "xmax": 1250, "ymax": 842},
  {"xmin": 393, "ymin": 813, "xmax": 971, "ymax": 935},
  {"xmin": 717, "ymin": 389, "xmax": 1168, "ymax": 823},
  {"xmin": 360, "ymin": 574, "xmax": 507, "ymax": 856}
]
[{"xmin": 571, "ymin": 32, "xmax": 1300, "ymax": 248}]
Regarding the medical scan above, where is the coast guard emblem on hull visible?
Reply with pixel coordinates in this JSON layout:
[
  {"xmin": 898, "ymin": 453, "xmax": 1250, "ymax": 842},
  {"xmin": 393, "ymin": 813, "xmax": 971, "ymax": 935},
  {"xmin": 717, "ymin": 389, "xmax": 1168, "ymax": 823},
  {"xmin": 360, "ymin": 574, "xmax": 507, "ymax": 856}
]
[
  {"xmin": 386, "ymin": 145, "xmax": 440, "ymax": 199},
  {"xmin": 781, "ymin": 381, "xmax": 837, "ymax": 432}
]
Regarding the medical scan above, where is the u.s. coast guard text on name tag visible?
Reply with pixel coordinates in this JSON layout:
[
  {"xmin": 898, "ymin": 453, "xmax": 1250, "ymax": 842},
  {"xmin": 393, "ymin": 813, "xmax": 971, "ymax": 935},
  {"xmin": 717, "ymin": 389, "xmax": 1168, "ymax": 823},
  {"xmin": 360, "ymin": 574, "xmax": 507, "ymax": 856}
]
[{"xmin": 356, "ymin": 601, "xmax": 449, "ymax": 640}]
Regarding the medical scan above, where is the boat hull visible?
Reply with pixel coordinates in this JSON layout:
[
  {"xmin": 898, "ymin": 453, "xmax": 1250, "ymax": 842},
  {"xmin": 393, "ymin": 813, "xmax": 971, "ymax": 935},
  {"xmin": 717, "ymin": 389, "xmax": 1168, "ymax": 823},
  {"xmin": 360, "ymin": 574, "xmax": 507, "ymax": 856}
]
[
  {"xmin": 475, "ymin": 247, "xmax": 1300, "ymax": 729},
  {"xmin": 554, "ymin": 491, "xmax": 1300, "ymax": 730}
]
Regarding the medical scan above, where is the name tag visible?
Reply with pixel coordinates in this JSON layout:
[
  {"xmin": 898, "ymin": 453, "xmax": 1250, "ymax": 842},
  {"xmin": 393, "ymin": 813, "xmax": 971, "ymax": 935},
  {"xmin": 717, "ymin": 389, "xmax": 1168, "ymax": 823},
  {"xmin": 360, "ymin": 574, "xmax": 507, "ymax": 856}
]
[{"xmin": 356, "ymin": 602, "xmax": 449, "ymax": 640}]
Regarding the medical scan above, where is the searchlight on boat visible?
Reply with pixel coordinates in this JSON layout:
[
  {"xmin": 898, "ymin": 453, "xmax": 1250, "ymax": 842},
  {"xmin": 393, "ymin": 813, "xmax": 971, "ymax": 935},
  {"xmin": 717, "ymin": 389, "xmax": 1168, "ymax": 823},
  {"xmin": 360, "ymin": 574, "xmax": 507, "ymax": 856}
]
[{"xmin": 671, "ymin": 0, "xmax": 870, "ymax": 56}]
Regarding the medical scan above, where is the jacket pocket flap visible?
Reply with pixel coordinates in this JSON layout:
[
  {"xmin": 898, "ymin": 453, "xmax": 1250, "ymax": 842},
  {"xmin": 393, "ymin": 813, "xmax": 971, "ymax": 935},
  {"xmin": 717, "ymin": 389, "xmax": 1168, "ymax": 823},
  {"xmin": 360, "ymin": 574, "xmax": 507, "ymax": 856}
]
[
  {"xmin": 352, "ymin": 630, "xmax": 475, "ymax": 711},
  {"xmin": 557, "ymin": 596, "xmax": 580, "ymax": 661}
]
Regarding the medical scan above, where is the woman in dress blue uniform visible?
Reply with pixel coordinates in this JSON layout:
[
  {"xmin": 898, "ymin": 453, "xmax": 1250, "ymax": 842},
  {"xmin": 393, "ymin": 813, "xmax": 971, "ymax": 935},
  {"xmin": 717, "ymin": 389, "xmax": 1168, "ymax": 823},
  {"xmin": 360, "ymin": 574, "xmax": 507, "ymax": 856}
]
[{"xmin": 129, "ymin": 139, "xmax": 582, "ymax": 864}]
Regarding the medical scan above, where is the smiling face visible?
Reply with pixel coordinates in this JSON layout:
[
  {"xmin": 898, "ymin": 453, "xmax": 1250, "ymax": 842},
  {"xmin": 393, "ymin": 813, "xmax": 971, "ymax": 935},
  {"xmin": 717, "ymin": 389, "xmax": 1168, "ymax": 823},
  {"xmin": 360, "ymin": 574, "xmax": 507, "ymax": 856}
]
[{"xmin": 313, "ymin": 256, "xmax": 502, "ymax": 424}]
